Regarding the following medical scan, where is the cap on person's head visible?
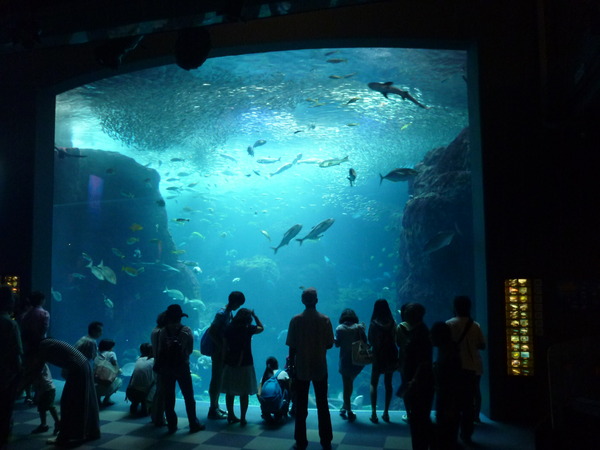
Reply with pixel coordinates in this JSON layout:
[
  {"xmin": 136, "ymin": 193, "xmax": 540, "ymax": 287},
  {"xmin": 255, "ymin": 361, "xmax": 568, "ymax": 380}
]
[
  {"xmin": 301, "ymin": 287, "xmax": 318, "ymax": 306},
  {"xmin": 166, "ymin": 304, "xmax": 188, "ymax": 320}
]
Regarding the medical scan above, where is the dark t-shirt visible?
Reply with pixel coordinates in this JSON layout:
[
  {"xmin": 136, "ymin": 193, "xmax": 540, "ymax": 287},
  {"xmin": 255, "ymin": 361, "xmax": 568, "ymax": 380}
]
[{"xmin": 224, "ymin": 324, "xmax": 257, "ymax": 367}]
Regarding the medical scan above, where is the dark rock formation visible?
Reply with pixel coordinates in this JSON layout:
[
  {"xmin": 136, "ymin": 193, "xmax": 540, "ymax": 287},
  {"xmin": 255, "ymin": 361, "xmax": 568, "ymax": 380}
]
[
  {"xmin": 397, "ymin": 128, "xmax": 474, "ymax": 312},
  {"xmin": 52, "ymin": 148, "xmax": 199, "ymax": 349}
]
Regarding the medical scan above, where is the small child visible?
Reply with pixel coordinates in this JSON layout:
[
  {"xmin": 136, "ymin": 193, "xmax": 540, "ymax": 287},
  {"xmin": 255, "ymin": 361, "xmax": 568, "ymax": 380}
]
[
  {"xmin": 31, "ymin": 364, "xmax": 60, "ymax": 435},
  {"xmin": 257, "ymin": 356, "xmax": 290, "ymax": 424}
]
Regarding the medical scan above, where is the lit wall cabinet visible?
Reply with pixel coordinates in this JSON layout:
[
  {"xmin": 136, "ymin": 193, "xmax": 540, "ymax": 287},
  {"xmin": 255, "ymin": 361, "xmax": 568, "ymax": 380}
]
[{"xmin": 505, "ymin": 278, "xmax": 542, "ymax": 376}]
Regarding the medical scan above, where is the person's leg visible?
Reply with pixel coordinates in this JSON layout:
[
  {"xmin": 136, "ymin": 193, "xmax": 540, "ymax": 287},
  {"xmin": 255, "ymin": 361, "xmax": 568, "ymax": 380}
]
[
  {"xmin": 151, "ymin": 374, "xmax": 165, "ymax": 426},
  {"xmin": 162, "ymin": 372, "xmax": 178, "ymax": 432},
  {"xmin": 383, "ymin": 371, "xmax": 393, "ymax": 420},
  {"xmin": 370, "ymin": 369, "xmax": 381, "ymax": 421},
  {"xmin": 225, "ymin": 394, "xmax": 238, "ymax": 422},
  {"xmin": 208, "ymin": 353, "xmax": 226, "ymax": 418},
  {"xmin": 459, "ymin": 370, "xmax": 477, "ymax": 442},
  {"xmin": 176, "ymin": 369, "xmax": 203, "ymax": 430},
  {"xmin": 342, "ymin": 375, "xmax": 352, "ymax": 412},
  {"xmin": 293, "ymin": 379, "xmax": 310, "ymax": 449},
  {"xmin": 240, "ymin": 394, "xmax": 249, "ymax": 425},
  {"xmin": 313, "ymin": 377, "xmax": 333, "ymax": 448}
]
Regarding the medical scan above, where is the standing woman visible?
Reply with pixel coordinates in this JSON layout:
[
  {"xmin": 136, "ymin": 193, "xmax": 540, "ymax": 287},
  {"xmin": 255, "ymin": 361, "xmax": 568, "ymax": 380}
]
[
  {"xmin": 335, "ymin": 308, "xmax": 366, "ymax": 422},
  {"xmin": 221, "ymin": 308, "xmax": 264, "ymax": 425},
  {"xmin": 368, "ymin": 299, "xmax": 398, "ymax": 423}
]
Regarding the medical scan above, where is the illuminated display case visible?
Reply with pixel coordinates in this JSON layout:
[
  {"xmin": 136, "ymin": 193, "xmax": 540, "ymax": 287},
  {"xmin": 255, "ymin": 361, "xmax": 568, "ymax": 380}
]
[
  {"xmin": 1, "ymin": 275, "xmax": 20, "ymax": 294},
  {"xmin": 505, "ymin": 278, "xmax": 541, "ymax": 376}
]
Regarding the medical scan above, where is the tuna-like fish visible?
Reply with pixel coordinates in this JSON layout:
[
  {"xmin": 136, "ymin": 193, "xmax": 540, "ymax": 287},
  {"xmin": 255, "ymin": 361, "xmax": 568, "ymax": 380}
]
[
  {"xmin": 270, "ymin": 162, "xmax": 293, "ymax": 177},
  {"xmin": 219, "ymin": 153, "xmax": 238, "ymax": 162},
  {"xmin": 253, "ymin": 139, "xmax": 267, "ymax": 148},
  {"xmin": 423, "ymin": 230, "xmax": 456, "ymax": 254},
  {"xmin": 319, "ymin": 156, "xmax": 349, "ymax": 168},
  {"xmin": 271, "ymin": 224, "xmax": 303, "ymax": 254},
  {"xmin": 296, "ymin": 158, "xmax": 323, "ymax": 165},
  {"xmin": 256, "ymin": 157, "xmax": 281, "ymax": 164},
  {"xmin": 296, "ymin": 218, "xmax": 335, "ymax": 245},
  {"xmin": 379, "ymin": 168, "xmax": 418, "ymax": 185},
  {"xmin": 368, "ymin": 82, "xmax": 430, "ymax": 109}
]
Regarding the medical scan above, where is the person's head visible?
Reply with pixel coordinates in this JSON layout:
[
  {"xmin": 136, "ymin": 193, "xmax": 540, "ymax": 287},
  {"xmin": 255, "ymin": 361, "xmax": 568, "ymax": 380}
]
[
  {"xmin": 301, "ymin": 287, "xmax": 318, "ymax": 308},
  {"xmin": 156, "ymin": 311, "xmax": 167, "ymax": 328},
  {"xmin": 266, "ymin": 356, "xmax": 279, "ymax": 371},
  {"xmin": 98, "ymin": 339, "xmax": 115, "ymax": 352},
  {"xmin": 430, "ymin": 321, "xmax": 452, "ymax": 347},
  {"xmin": 140, "ymin": 342, "xmax": 152, "ymax": 358},
  {"xmin": 339, "ymin": 308, "xmax": 359, "ymax": 325},
  {"xmin": 403, "ymin": 302, "xmax": 426, "ymax": 326},
  {"xmin": 29, "ymin": 291, "xmax": 45, "ymax": 307},
  {"xmin": 453, "ymin": 295, "xmax": 472, "ymax": 317},
  {"xmin": 88, "ymin": 321, "xmax": 103, "ymax": 339},
  {"xmin": 0, "ymin": 285, "xmax": 15, "ymax": 313},
  {"xmin": 165, "ymin": 304, "xmax": 188, "ymax": 323},
  {"xmin": 232, "ymin": 308, "xmax": 253, "ymax": 326},
  {"xmin": 228, "ymin": 291, "xmax": 246, "ymax": 310},
  {"xmin": 371, "ymin": 298, "xmax": 393, "ymax": 323}
]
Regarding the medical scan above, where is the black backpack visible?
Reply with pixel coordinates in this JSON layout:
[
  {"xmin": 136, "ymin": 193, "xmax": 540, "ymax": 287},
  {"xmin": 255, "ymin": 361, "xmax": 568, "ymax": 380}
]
[{"xmin": 160, "ymin": 325, "xmax": 187, "ymax": 368}]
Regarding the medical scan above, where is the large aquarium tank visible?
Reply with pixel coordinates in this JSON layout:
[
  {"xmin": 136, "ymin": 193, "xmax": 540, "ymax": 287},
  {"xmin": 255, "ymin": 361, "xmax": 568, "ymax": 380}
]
[{"xmin": 51, "ymin": 47, "xmax": 477, "ymax": 407}]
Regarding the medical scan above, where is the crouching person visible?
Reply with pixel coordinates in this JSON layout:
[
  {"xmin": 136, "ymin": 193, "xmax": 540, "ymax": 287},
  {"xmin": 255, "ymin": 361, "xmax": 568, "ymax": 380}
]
[
  {"xmin": 126, "ymin": 343, "xmax": 156, "ymax": 416},
  {"xmin": 258, "ymin": 356, "xmax": 290, "ymax": 424}
]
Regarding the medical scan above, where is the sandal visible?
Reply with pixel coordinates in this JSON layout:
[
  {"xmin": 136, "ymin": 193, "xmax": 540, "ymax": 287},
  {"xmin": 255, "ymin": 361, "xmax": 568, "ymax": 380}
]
[
  {"xmin": 369, "ymin": 414, "xmax": 379, "ymax": 424},
  {"xmin": 382, "ymin": 412, "xmax": 390, "ymax": 423},
  {"xmin": 339, "ymin": 408, "xmax": 347, "ymax": 420},
  {"xmin": 347, "ymin": 411, "xmax": 357, "ymax": 422},
  {"xmin": 227, "ymin": 415, "xmax": 240, "ymax": 424}
]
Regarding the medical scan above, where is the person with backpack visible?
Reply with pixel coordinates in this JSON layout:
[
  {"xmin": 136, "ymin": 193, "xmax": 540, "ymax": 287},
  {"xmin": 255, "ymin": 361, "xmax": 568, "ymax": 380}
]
[
  {"xmin": 220, "ymin": 308, "xmax": 264, "ymax": 425},
  {"xmin": 335, "ymin": 308, "xmax": 366, "ymax": 422},
  {"xmin": 155, "ymin": 304, "xmax": 205, "ymax": 434},
  {"xmin": 446, "ymin": 295, "xmax": 486, "ymax": 445},
  {"xmin": 257, "ymin": 356, "xmax": 290, "ymax": 423}
]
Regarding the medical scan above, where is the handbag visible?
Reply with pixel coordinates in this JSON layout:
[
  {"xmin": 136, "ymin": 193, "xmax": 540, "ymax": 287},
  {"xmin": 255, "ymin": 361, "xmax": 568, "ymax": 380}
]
[
  {"xmin": 200, "ymin": 327, "xmax": 215, "ymax": 356},
  {"xmin": 351, "ymin": 339, "xmax": 373, "ymax": 366},
  {"xmin": 94, "ymin": 355, "xmax": 118, "ymax": 384}
]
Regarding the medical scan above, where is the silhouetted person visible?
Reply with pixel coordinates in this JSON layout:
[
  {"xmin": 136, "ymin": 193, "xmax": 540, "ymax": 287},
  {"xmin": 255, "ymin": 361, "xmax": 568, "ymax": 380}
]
[
  {"xmin": 22, "ymin": 338, "xmax": 100, "ymax": 446},
  {"xmin": 207, "ymin": 291, "xmax": 245, "ymax": 420},
  {"xmin": 155, "ymin": 304, "xmax": 205, "ymax": 434},
  {"xmin": 335, "ymin": 308, "xmax": 366, "ymax": 422},
  {"xmin": 95, "ymin": 339, "xmax": 122, "ymax": 406},
  {"xmin": 0, "ymin": 285, "xmax": 23, "ymax": 447},
  {"xmin": 221, "ymin": 308, "xmax": 264, "ymax": 425},
  {"xmin": 400, "ymin": 302, "xmax": 434, "ymax": 450},
  {"xmin": 75, "ymin": 321, "xmax": 103, "ymax": 364},
  {"xmin": 286, "ymin": 287, "xmax": 334, "ymax": 450},
  {"xmin": 431, "ymin": 321, "xmax": 461, "ymax": 450},
  {"xmin": 30, "ymin": 363, "xmax": 60, "ymax": 436},
  {"xmin": 368, "ymin": 299, "xmax": 398, "ymax": 423},
  {"xmin": 446, "ymin": 295, "xmax": 486, "ymax": 444},
  {"xmin": 126, "ymin": 343, "xmax": 155, "ymax": 416},
  {"xmin": 258, "ymin": 356, "xmax": 290, "ymax": 423},
  {"xmin": 150, "ymin": 312, "xmax": 167, "ymax": 426},
  {"xmin": 20, "ymin": 291, "xmax": 49, "ymax": 352}
]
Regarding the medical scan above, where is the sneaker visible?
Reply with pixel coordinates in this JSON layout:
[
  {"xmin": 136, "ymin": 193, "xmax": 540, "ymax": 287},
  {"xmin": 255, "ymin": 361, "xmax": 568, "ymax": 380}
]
[
  {"xmin": 207, "ymin": 407, "xmax": 227, "ymax": 420},
  {"xmin": 31, "ymin": 424, "xmax": 49, "ymax": 434}
]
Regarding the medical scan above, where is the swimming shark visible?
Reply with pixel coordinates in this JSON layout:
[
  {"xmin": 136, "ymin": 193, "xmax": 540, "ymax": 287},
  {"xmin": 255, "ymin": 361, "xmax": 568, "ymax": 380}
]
[{"xmin": 367, "ymin": 82, "xmax": 430, "ymax": 109}]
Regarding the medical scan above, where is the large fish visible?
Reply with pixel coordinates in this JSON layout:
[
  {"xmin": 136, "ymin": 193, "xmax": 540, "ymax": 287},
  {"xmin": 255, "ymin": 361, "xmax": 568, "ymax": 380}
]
[
  {"xmin": 296, "ymin": 218, "xmax": 335, "ymax": 245},
  {"xmin": 423, "ymin": 230, "xmax": 456, "ymax": 254},
  {"xmin": 379, "ymin": 168, "xmax": 418, "ymax": 185},
  {"xmin": 319, "ymin": 156, "xmax": 349, "ymax": 168},
  {"xmin": 99, "ymin": 262, "xmax": 117, "ymax": 285},
  {"xmin": 296, "ymin": 158, "xmax": 323, "ymax": 165},
  {"xmin": 87, "ymin": 260, "xmax": 105, "ymax": 281},
  {"xmin": 271, "ymin": 224, "xmax": 303, "ymax": 254},
  {"xmin": 163, "ymin": 287, "xmax": 185, "ymax": 301},
  {"xmin": 368, "ymin": 82, "xmax": 430, "ymax": 109},
  {"xmin": 256, "ymin": 157, "xmax": 281, "ymax": 164},
  {"xmin": 269, "ymin": 162, "xmax": 293, "ymax": 177}
]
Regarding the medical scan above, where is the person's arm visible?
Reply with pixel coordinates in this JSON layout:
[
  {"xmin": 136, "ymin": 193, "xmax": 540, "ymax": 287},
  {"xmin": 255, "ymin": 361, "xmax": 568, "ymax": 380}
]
[{"xmin": 252, "ymin": 310, "xmax": 264, "ymax": 334}]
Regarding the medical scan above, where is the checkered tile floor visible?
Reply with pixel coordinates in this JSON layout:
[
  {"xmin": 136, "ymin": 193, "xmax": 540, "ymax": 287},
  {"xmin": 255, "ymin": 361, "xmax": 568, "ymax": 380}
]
[{"xmin": 8, "ymin": 385, "xmax": 534, "ymax": 449}]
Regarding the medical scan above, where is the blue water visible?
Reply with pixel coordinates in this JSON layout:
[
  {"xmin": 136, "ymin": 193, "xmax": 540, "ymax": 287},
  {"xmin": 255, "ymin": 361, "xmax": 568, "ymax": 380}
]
[{"xmin": 53, "ymin": 47, "xmax": 469, "ymax": 406}]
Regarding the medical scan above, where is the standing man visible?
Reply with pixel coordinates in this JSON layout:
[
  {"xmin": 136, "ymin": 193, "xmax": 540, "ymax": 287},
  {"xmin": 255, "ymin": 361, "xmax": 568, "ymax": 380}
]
[
  {"xmin": 155, "ymin": 304, "xmax": 205, "ymax": 434},
  {"xmin": 0, "ymin": 285, "xmax": 23, "ymax": 448},
  {"xmin": 286, "ymin": 287, "xmax": 334, "ymax": 450},
  {"xmin": 207, "ymin": 291, "xmax": 245, "ymax": 420},
  {"xmin": 446, "ymin": 295, "xmax": 486, "ymax": 444}
]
